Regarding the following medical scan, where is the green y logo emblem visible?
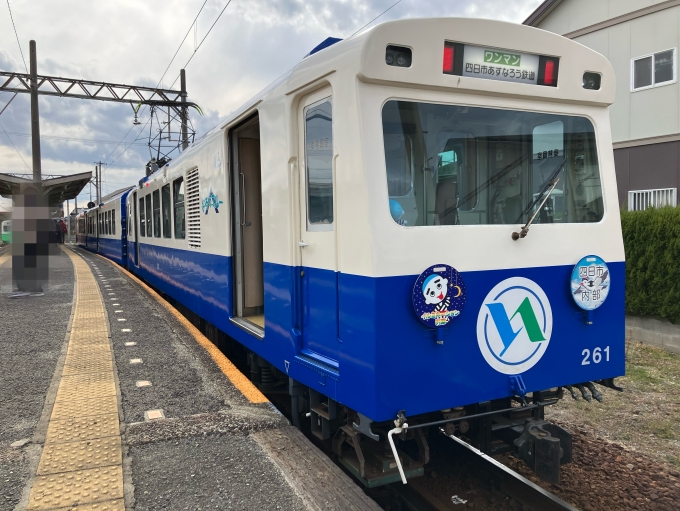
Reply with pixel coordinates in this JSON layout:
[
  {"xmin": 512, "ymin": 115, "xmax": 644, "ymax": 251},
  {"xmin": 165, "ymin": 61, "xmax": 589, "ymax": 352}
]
[{"xmin": 486, "ymin": 297, "xmax": 546, "ymax": 357}]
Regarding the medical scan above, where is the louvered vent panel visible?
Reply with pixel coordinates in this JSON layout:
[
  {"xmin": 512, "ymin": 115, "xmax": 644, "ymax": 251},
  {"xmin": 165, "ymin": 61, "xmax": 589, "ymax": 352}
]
[{"xmin": 186, "ymin": 168, "xmax": 201, "ymax": 248}]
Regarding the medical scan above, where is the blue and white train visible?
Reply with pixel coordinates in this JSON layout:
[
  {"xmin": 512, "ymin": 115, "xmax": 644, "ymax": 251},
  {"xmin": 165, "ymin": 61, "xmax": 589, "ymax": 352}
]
[{"xmin": 77, "ymin": 17, "xmax": 624, "ymax": 486}]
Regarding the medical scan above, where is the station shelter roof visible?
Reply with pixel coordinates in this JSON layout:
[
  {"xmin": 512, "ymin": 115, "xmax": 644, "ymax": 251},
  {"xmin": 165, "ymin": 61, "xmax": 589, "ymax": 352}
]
[{"xmin": 0, "ymin": 172, "xmax": 92, "ymax": 207}]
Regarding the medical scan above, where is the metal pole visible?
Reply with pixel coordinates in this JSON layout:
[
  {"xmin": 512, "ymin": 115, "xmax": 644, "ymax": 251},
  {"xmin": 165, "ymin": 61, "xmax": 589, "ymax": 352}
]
[
  {"xmin": 180, "ymin": 69, "xmax": 188, "ymax": 151},
  {"xmin": 29, "ymin": 40, "xmax": 41, "ymax": 184},
  {"xmin": 95, "ymin": 162, "xmax": 100, "ymax": 205},
  {"xmin": 66, "ymin": 199, "xmax": 71, "ymax": 243}
]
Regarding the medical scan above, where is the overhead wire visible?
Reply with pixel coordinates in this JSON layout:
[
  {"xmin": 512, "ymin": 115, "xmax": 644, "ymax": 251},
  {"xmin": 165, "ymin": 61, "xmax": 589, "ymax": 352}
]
[
  {"xmin": 349, "ymin": 0, "xmax": 403, "ymax": 38},
  {"xmin": 0, "ymin": 122, "xmax": 32, "ymax": 171},
  {"xmin": 108, "ymin": 0, "xmax": 234, "ymax": 167},
  {"xmin": 104, "ymin": 0, "xmax": 211, "ymax": 166},
  {"xmin": 6, "ymin": 0, "xmax": 28, "ymax": 73},
  {"xmin": 2, "ymin": 0, "xmax": 30, "ymax": 172}
]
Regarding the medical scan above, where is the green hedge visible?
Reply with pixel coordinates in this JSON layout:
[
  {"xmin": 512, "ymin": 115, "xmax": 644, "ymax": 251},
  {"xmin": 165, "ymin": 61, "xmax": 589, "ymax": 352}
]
[{"xmin": 621, "ymin": 206, "xmax": 680, "ymax": 323}]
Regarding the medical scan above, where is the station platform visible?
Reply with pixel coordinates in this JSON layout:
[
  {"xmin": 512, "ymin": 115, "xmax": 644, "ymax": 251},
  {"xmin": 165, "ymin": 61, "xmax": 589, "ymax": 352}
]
[{"xmin": 0, "ymin": 246, "xmax": 382, "ymax": 511}]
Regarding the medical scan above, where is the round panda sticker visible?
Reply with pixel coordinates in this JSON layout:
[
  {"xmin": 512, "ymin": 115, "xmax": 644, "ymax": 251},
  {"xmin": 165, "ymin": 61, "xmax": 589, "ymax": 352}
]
[
  {"xmin": 571, "ymin": 255, "xmax": 610, "ymax": 311},
  {"xmin": 413, "ymin": 264, "xmax": 466, "ymax": 329}
]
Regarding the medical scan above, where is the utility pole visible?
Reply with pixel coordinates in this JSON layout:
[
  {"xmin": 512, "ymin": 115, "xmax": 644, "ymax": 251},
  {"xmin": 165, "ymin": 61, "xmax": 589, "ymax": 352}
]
[
  {"xmin": 180, "ymin": 69, "xmax": 188, "ymax": 151},
  {"xmin": 94, "ymin": 161, "xmax": 106, "ymax": 205},
  {"xmin": 29, "ymin": 40, "xmax": 41, "ymax": 184}
]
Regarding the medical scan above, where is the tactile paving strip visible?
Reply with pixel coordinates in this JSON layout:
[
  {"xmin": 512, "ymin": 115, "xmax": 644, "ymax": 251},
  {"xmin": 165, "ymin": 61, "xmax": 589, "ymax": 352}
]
[
  {"xmin": 27, "ymin": 466, "xmax": 124, "ymax": 510},
  {"xmin": 62, "ymin": 359, "xmax": 114, "ymax": 376},
  {"xmin": 55, "ymin": 380, "xmax": 117, "ymax": 402},
  {"xmin": 37, "ymin": 436, "xmax": 122, "ymax": 475},
  {"xmin": 45, "ymin": 414, "xmax": 120, "ymax": 444},
  {"xmin": 51, "ymin": 498, "xmax": 126, "ymax": 511},
  {"xmin": 28, "ymin": 248, "xmax": 126, "ymax": 510},
  {"xmin": 51, "ymin": 395, "xmax": 119, "ymax": 420}
]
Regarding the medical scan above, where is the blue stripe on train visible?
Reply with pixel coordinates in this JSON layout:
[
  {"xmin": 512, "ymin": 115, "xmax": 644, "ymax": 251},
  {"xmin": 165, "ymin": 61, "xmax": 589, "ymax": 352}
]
[{"xmin": 124, "ymin": 241, "xmax": 625, "ymax": 422}]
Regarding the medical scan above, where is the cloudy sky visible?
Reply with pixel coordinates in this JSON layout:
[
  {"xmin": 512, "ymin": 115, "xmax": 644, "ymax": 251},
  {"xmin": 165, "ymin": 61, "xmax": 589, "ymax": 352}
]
[{"xmin": 0, "ymin": 0, "xmax": 543, "ymax": 211}]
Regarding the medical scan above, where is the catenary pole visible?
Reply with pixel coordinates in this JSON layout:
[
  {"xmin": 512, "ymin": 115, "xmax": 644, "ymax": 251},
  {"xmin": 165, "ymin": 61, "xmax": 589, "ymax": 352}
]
[
  {"xmin": 29, "ymin": 40, "xmax": 41, "ymax": 184},
  {"xmin": 180, "ymin": 69, "xmax": 188, "ymax": 151}
]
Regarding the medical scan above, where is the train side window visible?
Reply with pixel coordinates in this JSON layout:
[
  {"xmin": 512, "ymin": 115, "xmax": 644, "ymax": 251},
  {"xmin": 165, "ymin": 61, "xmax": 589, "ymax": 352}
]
[
  {"xmin": 145, "ymin": 195, "xmax": 152, "ymax": 237},
  {"xmin": 152, "ymin": 190, "xmax": 161, "ymax": 238},
  {"xmin": 112, "ymin": 209, "xmax": 116, "ymax": 236},
  {"xmin": 139, "ymin": 198, "xmax": 146, "ymax": 237},
  {"xmin": 173, "ymin": 177, "xmax": 185, "ymax": 239},
  {"xmin": 107, "ymin": 211, "xmax": 111, "ymax": 235},
  {"xmin": 162, "ymin": 184, "xmax": 171, "ymax": 238},
  {"xmin": 304, "ymin": 99, "xmax": 333, "ymax": 229}
]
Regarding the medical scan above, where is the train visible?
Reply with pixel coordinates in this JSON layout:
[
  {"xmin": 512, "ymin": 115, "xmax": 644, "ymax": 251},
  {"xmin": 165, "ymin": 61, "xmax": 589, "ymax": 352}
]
[
  {"xmin": 1, "ymin": 220, "xmax": 10, "ymax": 245},
  {"xmin": 76, "ymin": 17, "xmax": 624, "ymax": 487}
]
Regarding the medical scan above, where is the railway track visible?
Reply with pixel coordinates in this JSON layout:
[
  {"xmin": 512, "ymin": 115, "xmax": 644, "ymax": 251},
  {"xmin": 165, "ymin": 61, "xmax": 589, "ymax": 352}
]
[{"xmin": 369, "ymin": 430, "xmax": 579, "ymax": 511}]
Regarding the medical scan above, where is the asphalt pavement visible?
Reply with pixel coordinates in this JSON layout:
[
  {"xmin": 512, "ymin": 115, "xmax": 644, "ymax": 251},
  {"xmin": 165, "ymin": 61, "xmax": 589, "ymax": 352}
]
[{"xmin": 0, "ymin": 251, "xmax": 74, "ymax": 510}]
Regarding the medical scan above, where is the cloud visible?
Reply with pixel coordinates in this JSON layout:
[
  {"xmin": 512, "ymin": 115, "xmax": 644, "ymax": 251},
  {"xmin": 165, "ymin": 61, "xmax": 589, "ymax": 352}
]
[{"xmin": 0, "ymin": 0, "xmax": 543, "ymax": 209}]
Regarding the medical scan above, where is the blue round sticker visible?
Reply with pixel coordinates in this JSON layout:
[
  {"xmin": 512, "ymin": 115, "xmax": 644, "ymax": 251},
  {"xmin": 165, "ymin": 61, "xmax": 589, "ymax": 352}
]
[
  {"xmin": 571, "ymin": 255, "xmax": 610, "ymax": 311},
  {"xmin": 413, "ymin": 264, "xmax": 466, "ymax": 328}
]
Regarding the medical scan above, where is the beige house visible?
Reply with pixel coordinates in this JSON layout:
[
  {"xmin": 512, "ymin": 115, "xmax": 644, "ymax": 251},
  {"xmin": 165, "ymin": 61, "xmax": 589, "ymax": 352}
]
[{"xmin": 525, "ymin": 0, "xmax": 680, "ymax": 209}]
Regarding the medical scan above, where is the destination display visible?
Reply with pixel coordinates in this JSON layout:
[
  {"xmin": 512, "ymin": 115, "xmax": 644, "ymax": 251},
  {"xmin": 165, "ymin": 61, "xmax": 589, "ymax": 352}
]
[{"xmin": 443, "ymin": 42, "xmax": 559, "ymax": 87}]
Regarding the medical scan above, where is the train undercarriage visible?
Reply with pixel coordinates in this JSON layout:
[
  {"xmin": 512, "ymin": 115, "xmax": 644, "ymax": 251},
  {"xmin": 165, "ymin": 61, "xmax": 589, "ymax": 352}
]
[
  {"xmin": 170, "ymin": 304, "xmax": 620, "ymax": 488},
  {"xmin": 244, "ymin": 349, "xmax": 622, "ymax": 487}
]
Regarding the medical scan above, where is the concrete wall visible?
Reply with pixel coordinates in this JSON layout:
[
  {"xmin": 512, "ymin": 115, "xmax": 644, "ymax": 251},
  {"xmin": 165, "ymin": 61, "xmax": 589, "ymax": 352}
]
[{"xmin": 627, "ymin": 315, "xmax": 680, "ymax": 354}]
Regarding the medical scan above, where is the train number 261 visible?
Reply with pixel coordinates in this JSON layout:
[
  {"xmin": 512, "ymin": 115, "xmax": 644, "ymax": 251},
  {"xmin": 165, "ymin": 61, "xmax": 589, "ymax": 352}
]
[{"xmin": 582, "ymin": 346, "xmax": 610, "ymax": 365}]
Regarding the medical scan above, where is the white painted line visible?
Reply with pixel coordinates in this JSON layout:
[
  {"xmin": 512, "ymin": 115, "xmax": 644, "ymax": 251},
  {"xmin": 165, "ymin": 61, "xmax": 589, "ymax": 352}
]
[
  {"xmin": 113, "ymin": 303, "xmax": 120, "ymax": 306},
  {"xmin": 124, "ymin": 342, "xmax": 137, "ymax": 346},
  {"xmin": 117, "ymin": 318, "xmax": 126, "ymax": 322},
  {"xmin": 115, "ymin": 310, "xmax": 123, "ymax": 313},
  {"xmin": 136, "ymin": 381, "xmax": 152, "ymax": 388},
  {"xmin": 130, "ymin": 358, "xmax": 142, "ymax": 364},
  {"xmin": 121, "ymin": 328, "xmax": 132, "ymax": 332}
]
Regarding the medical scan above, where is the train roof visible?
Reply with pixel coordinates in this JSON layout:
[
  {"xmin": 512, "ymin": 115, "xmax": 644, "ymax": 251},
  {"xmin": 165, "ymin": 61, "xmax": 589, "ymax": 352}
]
[{"xmin": 161, "ymin": 17, "xmax": 617, "ymax": 175}]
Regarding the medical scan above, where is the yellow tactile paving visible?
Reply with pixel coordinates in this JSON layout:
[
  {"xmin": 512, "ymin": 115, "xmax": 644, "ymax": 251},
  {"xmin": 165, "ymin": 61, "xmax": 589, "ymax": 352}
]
[
  {"xmin": 62, "ymin": 359, "xmax": 114, "ymax": 376},
  {"xmin": 51, "ymin": 498, "xmax": 126, "ymax": 511},
  {"xmin": 54, "ymin": 380, "xmax": 117, "ymax": 403},
  {"xmin": 51, "ymin": 396, "xmax": 119, "ymax": 420},
  {"xmin": 45, "ymin": 413, "xmax": 120, "ymax": 445},
  {"xmin": 27, "ymin": 466, "xmax": 124, "ymax": 510},
  {"xmin": 37, "ymin": 437, "xmax": 122, "ymax": 475},
  {"xmin": 27, "ymin": 248, "xmax": 125, "ymax": 510}
]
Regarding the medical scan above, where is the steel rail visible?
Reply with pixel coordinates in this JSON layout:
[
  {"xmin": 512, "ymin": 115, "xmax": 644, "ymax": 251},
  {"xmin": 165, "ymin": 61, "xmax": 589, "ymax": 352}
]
[{"xmin": 443, "ymin": 431, "xmax": 580, "ymax": 511}]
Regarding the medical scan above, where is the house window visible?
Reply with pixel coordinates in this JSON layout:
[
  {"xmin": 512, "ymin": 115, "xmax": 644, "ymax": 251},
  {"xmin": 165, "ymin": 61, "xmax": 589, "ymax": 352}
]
[{"xmin": 632, "ymin": 49, "xmax": 676, "ymax": 91}]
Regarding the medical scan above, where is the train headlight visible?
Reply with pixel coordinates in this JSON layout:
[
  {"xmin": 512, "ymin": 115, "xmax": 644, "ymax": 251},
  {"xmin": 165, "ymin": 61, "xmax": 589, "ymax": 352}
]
[
  {"xmin": 582, "ymin": 72, "xmax": 601, "ymax": 90},
  {"xmin": 385, "ymin": 45, "xmax": 412, "ymax": 68}
]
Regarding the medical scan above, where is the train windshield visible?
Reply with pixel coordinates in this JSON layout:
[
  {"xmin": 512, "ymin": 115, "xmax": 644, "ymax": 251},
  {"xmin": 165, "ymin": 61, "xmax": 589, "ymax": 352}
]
[{"xmin": 382, "ymin": 101, "xmax": 603, "ymax": 226}]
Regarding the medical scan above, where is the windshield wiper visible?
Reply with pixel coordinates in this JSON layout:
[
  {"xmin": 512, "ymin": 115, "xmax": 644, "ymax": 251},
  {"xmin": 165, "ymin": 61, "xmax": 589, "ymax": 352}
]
[{"xmin": 512, "ymin": 158, "xmax": 566, "ymax": 241}]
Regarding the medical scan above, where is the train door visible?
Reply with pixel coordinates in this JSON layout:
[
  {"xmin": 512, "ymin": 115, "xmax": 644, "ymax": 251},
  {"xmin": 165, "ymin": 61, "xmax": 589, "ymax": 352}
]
[
  {"xmin": 133, "ymin": 191, "xmax": 140, "ymax": 266},
  {"xmin": 231, "ymin": 116, "xmax": 265, "ymax": 333},
  {"xmin": 297, "ymin": 91, "xmax": 339, "ymax": 364}
]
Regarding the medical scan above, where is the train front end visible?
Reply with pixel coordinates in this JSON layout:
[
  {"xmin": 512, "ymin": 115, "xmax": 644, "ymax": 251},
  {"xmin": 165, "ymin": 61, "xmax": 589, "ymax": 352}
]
[{"xmin": 335, "ymin": 18, "xmax": 623, "ymax": 485}]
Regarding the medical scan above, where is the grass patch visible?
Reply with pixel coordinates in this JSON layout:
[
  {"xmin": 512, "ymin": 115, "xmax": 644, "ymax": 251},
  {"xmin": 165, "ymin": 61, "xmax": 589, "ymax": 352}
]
[
  {"xmin": 626, "ymin": 365, "xmax": 663, "ymax": 386},
  {"xmin": 646, "ymin": 420, "xmax": 678, "ymax": 440}
]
